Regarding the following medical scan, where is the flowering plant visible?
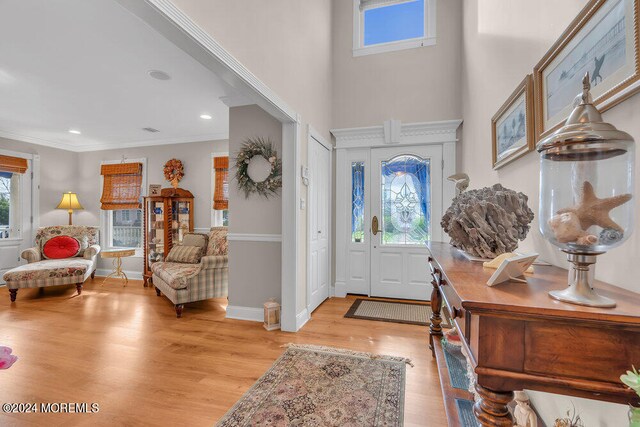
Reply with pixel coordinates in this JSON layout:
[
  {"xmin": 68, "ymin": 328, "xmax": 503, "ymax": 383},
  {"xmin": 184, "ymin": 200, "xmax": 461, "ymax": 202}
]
[
  {"xmin": 622, "ymin": 367, "xmax": 640, "ymax": 426},
  {"xmin": 0, "ymin": 346, "xmax": 17, "ymax": 369},
  {"xmin": 235, "ymin": 137, "xmax": 282, "ymax": 198},
  {"xmin": 163, "ymin": 158, "xmax": 184, "ymax": 186}
]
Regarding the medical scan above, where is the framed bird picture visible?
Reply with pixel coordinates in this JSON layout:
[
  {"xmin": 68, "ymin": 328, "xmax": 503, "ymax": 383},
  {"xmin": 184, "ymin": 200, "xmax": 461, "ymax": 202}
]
[
  {"xmin": 534, "ymin": 0, "xmax": 640, "ymax": 141},
  {"xmin": 491, "ymin": 75, "xmax": 535, "ymax": 170}
]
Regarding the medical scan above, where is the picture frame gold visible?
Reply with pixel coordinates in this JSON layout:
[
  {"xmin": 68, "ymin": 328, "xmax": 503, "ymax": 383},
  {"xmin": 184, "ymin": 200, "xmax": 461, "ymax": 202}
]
[
  {"xmin": 534, "ymin": 0, "xmax": 640, "ymax": 141},
  {"xmin": 491, "ymin": 75, "xmax": 536, "ymax": 170}
]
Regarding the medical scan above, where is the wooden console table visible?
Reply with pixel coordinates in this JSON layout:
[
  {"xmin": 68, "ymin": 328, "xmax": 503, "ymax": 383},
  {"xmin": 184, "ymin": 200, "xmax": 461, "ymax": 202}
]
[{"xmin": 427, "ymin": 242, "xmax": 640, "ymax": 426}]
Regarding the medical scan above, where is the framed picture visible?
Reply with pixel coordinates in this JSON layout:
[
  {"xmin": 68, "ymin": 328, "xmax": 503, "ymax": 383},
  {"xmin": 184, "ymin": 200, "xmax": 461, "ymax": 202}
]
[
  {"xmin": 534, "ymin": 0, "xmax": 640, "ymax": 140},
  {"xmin": 149, "ymin": 184, "xmax": 161, "ymax": 196},
  {"xmin": 491, "ymin": 75, "xmax": 536, "ymax": 169}
]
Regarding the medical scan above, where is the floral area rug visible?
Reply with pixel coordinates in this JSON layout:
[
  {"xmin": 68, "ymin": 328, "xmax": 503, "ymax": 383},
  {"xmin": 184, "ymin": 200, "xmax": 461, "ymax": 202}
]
[{"xmin": 216, "ymin": 344, "xmax": 410, "ymax": 426}]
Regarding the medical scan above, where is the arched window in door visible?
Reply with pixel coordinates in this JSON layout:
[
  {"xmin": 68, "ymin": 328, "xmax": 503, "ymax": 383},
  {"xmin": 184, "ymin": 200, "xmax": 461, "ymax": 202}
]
[{"xmin": 380, "ymin": 154, "xmax": 430, "ymax": 245}]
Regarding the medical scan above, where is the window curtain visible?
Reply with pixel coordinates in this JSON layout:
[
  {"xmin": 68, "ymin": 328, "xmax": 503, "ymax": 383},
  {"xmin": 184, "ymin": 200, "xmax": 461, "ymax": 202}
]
[
  {"xmin": 213, "ymin": 157, "xmax": 229, "ymax": 210},
  {"xmin": 100, "ymin": 163, "xmax": 143, "ymax": 210},
  {"xmin": 0, "ymin": 155, "xmax": 28, "ymax": 175}
]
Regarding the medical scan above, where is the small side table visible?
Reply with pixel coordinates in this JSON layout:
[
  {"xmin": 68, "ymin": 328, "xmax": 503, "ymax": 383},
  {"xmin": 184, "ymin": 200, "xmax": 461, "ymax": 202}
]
[{"xmin": 101, "ymin": 248, "xmax": 136, "ymax": 286}]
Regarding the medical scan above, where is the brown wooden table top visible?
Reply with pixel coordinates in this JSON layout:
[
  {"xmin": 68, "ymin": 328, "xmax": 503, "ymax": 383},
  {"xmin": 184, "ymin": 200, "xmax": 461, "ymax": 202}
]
[{"xmin": 426, "ymin": 242, "xmax": 640, "ymax": 324}]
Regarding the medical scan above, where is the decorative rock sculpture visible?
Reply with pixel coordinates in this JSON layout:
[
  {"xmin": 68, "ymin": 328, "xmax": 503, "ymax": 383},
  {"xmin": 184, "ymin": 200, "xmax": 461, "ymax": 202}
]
[{"xmin": 441, "ymin": 184, "xmax": 534, "ymax": 258}]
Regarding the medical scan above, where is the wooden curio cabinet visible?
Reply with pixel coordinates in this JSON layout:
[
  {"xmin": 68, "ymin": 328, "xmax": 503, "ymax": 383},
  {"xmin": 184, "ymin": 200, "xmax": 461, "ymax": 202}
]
[{"xmin": 143, "ymin": 188, "xmax": 194, "ymax": 286}]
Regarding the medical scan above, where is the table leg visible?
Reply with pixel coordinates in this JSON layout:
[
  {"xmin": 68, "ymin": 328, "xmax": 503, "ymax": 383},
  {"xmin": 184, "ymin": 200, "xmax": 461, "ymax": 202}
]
[
  {"xmin": 429, "ymin": 279, "xmax": 443, "ymax": 356},
  {"xmin": 473, "ymin": 383, "xmax": 514, "ymax": 426}
]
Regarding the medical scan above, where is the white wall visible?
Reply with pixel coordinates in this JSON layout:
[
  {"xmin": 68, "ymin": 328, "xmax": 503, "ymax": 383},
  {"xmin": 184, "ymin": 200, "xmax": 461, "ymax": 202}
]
[
  {"xmin": 0, "ymin": 137, "xmax": 78, "ymax": 227},
  {"xmin": 461, "ymin": 1, "xmax": 638, "ymax": 425},
  {"xmin": 331, "ymin": 0, "xmax": 463, "ymax": 128},
  {"xmin": 227, "ymin": 105, "xmax": 282, "ymax": 309},
  {"xmin": 74, "ymin": 140, "xmax": 228, "ymax": 272},
  {"xmin": 168, "ymin": 0, "xmax": 334, "ymax": 317}
]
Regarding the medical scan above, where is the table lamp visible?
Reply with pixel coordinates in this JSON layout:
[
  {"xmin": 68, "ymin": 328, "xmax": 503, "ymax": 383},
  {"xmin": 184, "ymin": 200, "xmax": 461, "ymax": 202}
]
[{"xmin": 56, "ymin": 192, "xmax": 84, "ymax": 225}]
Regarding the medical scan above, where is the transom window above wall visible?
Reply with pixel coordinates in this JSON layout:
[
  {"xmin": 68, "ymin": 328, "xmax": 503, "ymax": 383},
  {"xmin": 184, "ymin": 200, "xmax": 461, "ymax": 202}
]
[{"xmin": 353, "ymin": 0, "xmax": 436, "ymax": 57}]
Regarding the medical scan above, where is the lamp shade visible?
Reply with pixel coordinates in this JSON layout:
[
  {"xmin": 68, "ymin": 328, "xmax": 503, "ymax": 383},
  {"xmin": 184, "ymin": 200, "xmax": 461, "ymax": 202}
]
[{"xmin": 56, "ymin": 192, "xmax": 84, "ymax": 210}]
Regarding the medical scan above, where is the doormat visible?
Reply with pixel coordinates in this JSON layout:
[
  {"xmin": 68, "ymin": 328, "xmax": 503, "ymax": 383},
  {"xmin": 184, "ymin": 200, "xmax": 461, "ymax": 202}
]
[
  {"xmin": 216, "ymin": 344, "xmax": 409, "ymax": 426},
  {"xmin": 344, "ymin": 298, "xmax": 450, "ymax": 327}
]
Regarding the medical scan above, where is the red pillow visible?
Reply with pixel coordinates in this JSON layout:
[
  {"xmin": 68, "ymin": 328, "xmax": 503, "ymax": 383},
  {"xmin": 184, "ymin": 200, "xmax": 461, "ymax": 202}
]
[{"xmin": 43, "ymin": 236, "xmax": 81, "ymax": 259}]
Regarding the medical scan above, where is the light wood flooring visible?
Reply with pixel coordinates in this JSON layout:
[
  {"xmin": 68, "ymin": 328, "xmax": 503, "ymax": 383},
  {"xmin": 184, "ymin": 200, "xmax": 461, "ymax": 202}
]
[{"xmin": 0, "ymin": 278, "xmax": 445, "ymax": 426}]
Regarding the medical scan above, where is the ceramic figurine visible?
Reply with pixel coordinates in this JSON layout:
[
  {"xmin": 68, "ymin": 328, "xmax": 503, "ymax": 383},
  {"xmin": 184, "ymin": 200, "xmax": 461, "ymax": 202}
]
[{"xmin": 514, "ymin": 391, "xmax": 537, "ymax": 427}]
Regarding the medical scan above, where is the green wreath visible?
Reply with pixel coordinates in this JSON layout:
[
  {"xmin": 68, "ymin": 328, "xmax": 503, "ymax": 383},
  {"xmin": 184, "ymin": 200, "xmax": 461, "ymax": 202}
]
[{"xmin": 235, "ymin": 137, "xmax": 282, "ymax": 198}]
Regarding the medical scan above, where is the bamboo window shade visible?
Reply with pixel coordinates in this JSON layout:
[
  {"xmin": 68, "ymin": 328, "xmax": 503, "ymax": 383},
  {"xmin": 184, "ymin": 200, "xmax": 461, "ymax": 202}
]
[
  {"xmin": 0, "ymin": 155, "xmax": 28, "ymax": 174},
  {"xmin": 100, "ymin": 163, "xmax": 143, "ymax": 210},
  {"xmin": 213, "ymin": 156, "xmax": 229, "ymax": 210}
]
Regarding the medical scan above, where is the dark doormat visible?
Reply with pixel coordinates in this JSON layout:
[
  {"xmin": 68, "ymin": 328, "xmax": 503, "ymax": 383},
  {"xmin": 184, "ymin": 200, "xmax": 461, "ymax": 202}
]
[{"xmin": 344, "ymin": 298, "xmax": 450, "ymax": 327}]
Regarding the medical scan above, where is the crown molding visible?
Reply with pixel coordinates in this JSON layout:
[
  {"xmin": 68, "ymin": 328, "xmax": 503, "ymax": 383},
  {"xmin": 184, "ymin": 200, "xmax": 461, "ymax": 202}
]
[
  {"xmin": 0, "ymin": 129, "xmax": 229, "ymax": 153},
  {"xmin": 331, "ymin": 119, "xmax": 462, "ymax": 149}
]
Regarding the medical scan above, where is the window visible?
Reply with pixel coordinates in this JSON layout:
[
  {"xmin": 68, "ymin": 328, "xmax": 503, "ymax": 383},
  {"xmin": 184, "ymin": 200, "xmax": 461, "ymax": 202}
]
[
  {"xmin": 353, "ymin": 0, "xmax": 436, "ymax": 57},
  {"xmin": 0, "ymin": 155, "xmax": 28, "ymax": 240},
  {"xmin": 212, "ymin": 154, "xmax": 229, "ymax": 227},
  {"xmin": 100, "ymin": 159, "xmax": 146, "ymax": 253},
  {"xmin": 351, "ymin": 162, "xmax": 365, "ymax": 243}
]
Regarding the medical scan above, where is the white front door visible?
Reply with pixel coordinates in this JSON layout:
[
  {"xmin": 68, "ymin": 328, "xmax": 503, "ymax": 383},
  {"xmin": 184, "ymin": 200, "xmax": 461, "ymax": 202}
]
[
  {"xmin": 0, "ymin": 160, "xmax": 33, "ymax": 284},
  {"xmin": 308, "ymin": 136, "xmax": 331, "ymax": 313},
  {"xmin": 369, "ymin": 146, "xmax": 443, "ymax": 300}
]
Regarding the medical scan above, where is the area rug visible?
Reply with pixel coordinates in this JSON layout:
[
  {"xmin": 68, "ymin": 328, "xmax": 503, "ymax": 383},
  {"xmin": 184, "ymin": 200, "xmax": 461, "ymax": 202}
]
[
  {"xmin": 344, "ymin": 298, "xmax": 451, "ymax": 327},
  {"xmin": 216, "ymin": 344, "xmax": 410, "ymax": 426}
]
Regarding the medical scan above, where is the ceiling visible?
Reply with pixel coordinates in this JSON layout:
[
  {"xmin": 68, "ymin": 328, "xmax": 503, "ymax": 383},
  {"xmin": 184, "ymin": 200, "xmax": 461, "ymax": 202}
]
[{"xmin": 0, "ymin": 0, "xmax": 234, "ymax": 152}]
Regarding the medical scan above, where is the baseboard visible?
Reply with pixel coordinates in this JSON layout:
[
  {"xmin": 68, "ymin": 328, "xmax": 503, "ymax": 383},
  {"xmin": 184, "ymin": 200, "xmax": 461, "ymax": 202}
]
[
  {"xmin": 296, "ymin": 308, "xmax": 310, "ymax": 330},
  {"xmin": 225, "ymin": 305, "xmax": 263, "ymax": 322},
  {"xmin": 95, "ymin": 269, "xmax": 144, "ymax": 281},
  {"xmin": 334, "ymin": 281, "xmax": 347, "ymax": 298}
]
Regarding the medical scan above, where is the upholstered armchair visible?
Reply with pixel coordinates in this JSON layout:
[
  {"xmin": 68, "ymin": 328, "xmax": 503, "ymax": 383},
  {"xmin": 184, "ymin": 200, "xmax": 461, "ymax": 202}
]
[
  {"xmin": 3, "ymin": 226, "xmax": 100, "ymax": 301},
  {"xmin": 151, "ymin": 228, "xmax": 228, "ymax": 317}
]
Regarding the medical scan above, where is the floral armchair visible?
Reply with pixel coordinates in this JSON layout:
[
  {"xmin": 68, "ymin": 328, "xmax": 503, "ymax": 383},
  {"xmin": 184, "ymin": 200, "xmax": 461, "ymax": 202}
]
[
  {"xmin": 3, "ymin": 226, "xmax": 100, "ymax": 302},
  {"xmin": 151, "ymin": 227, "xmax": 228, "ymax": 317}
]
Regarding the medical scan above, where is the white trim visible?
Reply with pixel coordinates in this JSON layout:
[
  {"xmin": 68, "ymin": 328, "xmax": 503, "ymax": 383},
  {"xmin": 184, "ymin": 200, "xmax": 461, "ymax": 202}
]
[
  {"xmin": 194, "ymin": 227, "xmax": 210, "ymax": 234},
  {"xmin": 227, "ymin": 233, "xmax": 282, "ymax": 242},
  {"xmin": 332, "ymin": 119, "xmax": 462, "ymax": 149},
  {"xmin": 99, "ymin": 157, "xmax": 147, "ymax": 257},
  {"xmin": 281, "ymin": 119, "xmax": 301, "ymax": 332},
  {"xmin": 306, "ymin": 127, "xmax": 333, "ymax": 315},
  {"xmin": 352, "ymin": 0, "xmax": 437, "ymax": 57},
  {"xmin": 0, "ymin": 129, "xmax": 229, "ymax": 153},
  {"xmin": 296, "ymin": 308, "xmax": 310, "ymax": 330},
  {"xmin": 225, "ymin": 305, "xmax": 263, "ymax": 322},
  {"xmin": 95, "ymin": 268, "xmax": 143, "ymax": 281}
]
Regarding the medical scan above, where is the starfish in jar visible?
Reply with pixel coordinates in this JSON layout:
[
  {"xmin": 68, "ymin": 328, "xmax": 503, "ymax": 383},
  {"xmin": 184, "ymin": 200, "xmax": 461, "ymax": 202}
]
[{"xmin": 557, "ymin": 181, "xmax": 632, "ymax": 233}]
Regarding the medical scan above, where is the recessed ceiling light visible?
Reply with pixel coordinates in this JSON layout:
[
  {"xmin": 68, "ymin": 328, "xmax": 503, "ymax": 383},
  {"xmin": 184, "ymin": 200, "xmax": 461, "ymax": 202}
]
[
  {"xmin": 68, "ymin": 129, "xmax": 81, "ymax": 135},
  {"xmin": 200, "ymin": 114, "xmax": 212, "ymax": 120},
  {"xmin": 148, "ymin": 70, "xmax": 171, "ymax": 80}
]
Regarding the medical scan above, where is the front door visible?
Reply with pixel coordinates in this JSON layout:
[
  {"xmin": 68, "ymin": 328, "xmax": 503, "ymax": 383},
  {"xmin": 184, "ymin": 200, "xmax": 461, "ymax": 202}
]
[{"xmin": 370, "ymin": 146, "xmax": 442, "ymax": 300}]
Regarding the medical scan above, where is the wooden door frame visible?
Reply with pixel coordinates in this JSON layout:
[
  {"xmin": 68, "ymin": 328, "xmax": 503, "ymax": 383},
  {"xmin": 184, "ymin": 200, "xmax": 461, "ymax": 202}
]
[{"xmin": 306, "ymin": 125, "xmax": 333, "ymax": 316}]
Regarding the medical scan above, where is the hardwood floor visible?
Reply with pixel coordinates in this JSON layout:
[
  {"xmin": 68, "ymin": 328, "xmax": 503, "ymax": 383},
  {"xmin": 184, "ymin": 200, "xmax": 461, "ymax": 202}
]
[{"xmin": 0, "ymin": 279, "xmax": 445, "ymax": 426}]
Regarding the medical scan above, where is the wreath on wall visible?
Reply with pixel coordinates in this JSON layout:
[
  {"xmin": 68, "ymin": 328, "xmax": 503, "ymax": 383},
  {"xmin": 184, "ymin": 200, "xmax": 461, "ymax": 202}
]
[
  {"xmin": 235, "ymin": 137, "xmax": 282, "ymax": 198},
  {"xmin": 163, "ymin": 158, "xmax": 184, "ymax": 189}
]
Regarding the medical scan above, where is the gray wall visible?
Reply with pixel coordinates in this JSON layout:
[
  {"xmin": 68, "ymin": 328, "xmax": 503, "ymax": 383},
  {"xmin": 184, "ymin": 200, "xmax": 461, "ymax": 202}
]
[
  {"xmin": 75, "ymin": 139, "xmax": 228, "ymax": 272},
  {"xmin": 0, "ymin": 138, "xmax": 78, "ymax": 227},
  {"xmin": 228, "ymin": 105, "xmax": 282, "ymax": 308},
  {"xmin": 331, "ymin": 0, "xmax": 463, "ymax": 128},
  {"xmin": 461, "ymin": 0, "xmax": 635, "ymax": 424}
]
